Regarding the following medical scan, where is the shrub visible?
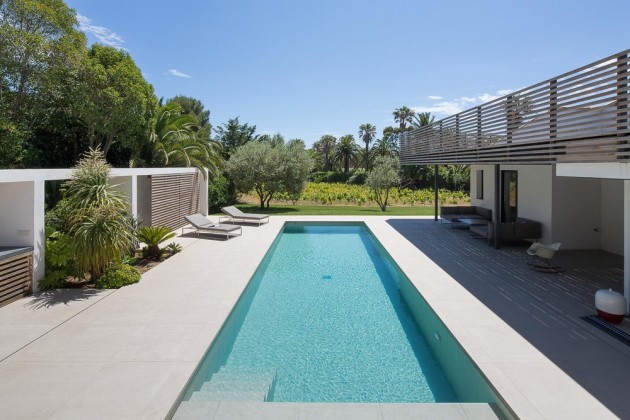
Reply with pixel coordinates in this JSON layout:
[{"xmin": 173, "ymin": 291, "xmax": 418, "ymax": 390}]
[
  {"xmin": 135, "ymin": 225, "xmax": 176, "ymax": 259},
  {"xmin": 65, "ymin": 149, "xmax": 134, "ymax": 280},
  {"xmin": 165, "ymin": 242, "xmax": 182, "ymax": 254},
  {"xmin": 45, "ymin": 197, "xmax": 73, "ymax": 233},
  {"xmin": 208, "ymin": 173, "xmax": 236, "ymax": 212},
  {"xmin": 96, "ymin": 264, "xmax": 141, "ymax": 289},
  {"xmin": 347, "ymin": 170, "xmax": 368, "ymax": 185},
  {"xmin": 41, "ymin": 227, "xmax": 75, "ymax": 290},
  {"xmin": 309, "ymin": 171, "xmax": 349, "ymax": 183}
]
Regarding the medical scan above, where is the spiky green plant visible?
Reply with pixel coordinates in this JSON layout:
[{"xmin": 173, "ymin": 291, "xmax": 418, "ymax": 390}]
[
  {"xmin": 135, "ymin": 226, "xmax": 176, "ymax": 259},
  {"xmin": 64, "ymin": 148, "xmax": 133, "ymax": 280}
]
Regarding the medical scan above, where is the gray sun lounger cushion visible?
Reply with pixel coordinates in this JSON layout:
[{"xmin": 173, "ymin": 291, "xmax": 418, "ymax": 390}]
[
  {"xmin": 183, "ymin": 214, "xmax": 242, "ymax": 238},
  {"xmin": 220, "ymin": 206, "xmax": 269, "ymax": 225}
]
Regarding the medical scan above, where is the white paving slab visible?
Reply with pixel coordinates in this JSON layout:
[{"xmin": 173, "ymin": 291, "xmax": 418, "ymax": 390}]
[{"xmin": 0, "ymin": 215, "xmax": 616, "ymax": 419}]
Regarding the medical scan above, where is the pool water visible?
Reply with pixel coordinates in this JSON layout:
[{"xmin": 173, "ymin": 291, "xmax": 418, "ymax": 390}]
[
  {"xmin": 224, "ymin": 224, "xmax": 456, "ymax": 402},
  {"xmin": 183, "ymin": 223, "xmax": 461, "ymax": 403},
  {"xmin": 177, "ymin": 223, "xmax": 511, "ymax": 416}
]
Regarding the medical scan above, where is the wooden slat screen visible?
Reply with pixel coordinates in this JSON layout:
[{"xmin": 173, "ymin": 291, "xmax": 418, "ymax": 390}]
[
  {"xmin": 400, "ymin": 50, "xmax": 630, "ymax": 165},
  {"xmin": 0, "ymin": 252, "xmax": 33, "ymax": 308},
  {"xmin": 149, "ymin": 172, "xmax": 201, "ymax": 230}
]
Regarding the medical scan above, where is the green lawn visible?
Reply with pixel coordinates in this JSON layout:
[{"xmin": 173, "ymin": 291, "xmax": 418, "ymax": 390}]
[{"xmin": 213, "ymin": 204, "xmax": 436, "ymax": 216}]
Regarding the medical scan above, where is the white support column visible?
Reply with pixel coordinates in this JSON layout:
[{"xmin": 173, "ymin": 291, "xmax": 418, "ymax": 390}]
[
  {"xmin": 199, "ymin": 169, "xmax": 209, "ymax": 216},
  {"xmin": 130, "ymin": 175, "xmax": 138, "ymax": 220},
  {"xmin": 625, "ymin": 180, "xmax": 630, "ymax": 314},
  {"xmin": 33, "ymin": 179, "xmax": 46, "ymax": 290}
]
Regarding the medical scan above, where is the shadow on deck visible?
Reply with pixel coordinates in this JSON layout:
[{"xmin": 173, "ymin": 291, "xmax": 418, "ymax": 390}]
[{"xmin": 387, "ymin": 218, "xmax": 630, "ymax": 418}]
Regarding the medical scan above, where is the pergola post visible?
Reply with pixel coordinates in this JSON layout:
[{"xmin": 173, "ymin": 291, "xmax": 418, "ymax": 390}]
[
  {"xmin": 624, "ymin": 180, "xmax": 630, "ymax": 314},
  {"xmin": 494, "ymin": 165, "xmax": 501, "ymax": 249},
  {"xmin": 434, "ymin": 165, "xmax": 439, "ymax": 221}
]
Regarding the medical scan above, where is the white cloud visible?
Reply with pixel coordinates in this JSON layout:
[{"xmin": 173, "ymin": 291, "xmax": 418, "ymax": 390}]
[
  {"xmin": 428, "ymin": 95, "xmax": 442, "ymax": 100},
  {"xmin": 77, "ymin": 14, "xmax": 125, "ymax": 49},
  {"xmin": 412, "ymin": 88, "xmax": 515, "ymax": 117},
  {"xmin": 167, "ymin": 69, "xmax": 192, "ymax": 79}
]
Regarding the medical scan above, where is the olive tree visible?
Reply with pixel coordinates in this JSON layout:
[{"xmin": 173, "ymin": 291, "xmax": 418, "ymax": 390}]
[
  {"xmin": 366, "ymin": 155, "xmax": 401, "ymax": 212},
  {"xmin": 226, "ymin": 141, "xmax": 312, "ymax": 209}
]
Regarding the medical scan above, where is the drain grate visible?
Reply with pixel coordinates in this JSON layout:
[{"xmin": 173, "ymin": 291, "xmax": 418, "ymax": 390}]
[
  {"xmin": 582, "ymin": 315, "xmax": 630, "ymax": 346},
  {"xmin": 322, "ymin": 275, "xmax": 332, "ymax": 280}
]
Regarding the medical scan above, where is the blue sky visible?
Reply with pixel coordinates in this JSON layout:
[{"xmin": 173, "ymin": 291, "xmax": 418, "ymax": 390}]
[{"xmin": 66, "ymin": 0, "xmax": 629, "ymax": 147}]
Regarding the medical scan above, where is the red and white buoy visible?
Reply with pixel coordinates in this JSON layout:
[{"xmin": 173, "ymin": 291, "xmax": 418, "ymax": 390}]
[{"xmin": 595, "ymin": 289, "xmax": 627, "ymax": 324}]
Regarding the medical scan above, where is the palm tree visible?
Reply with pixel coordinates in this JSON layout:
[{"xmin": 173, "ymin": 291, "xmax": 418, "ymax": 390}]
[
  {"xmin": 358, "ymin": 123, "xmax": 376, "ymax": 171},
  {"xmin": 412, "ymin": 112, "xmax": 435, "ymax": 128},
  {"xmin": 314, "ymin": 134, "xmax": 337, "ymax": 171},
  {"xmin": 373, "ymin": 136, "xmax": 399, "ymax": 157},
  {"xmin": 334, "ymin": 134, "xmax": 359, "ymax": 174},
  {"xmin": 150, "ymin": 103, "xmax": 223, "ymax": 178},
  {"xmin": 393, "ymin": 106, "xmax": 415, "ymax": 130}
]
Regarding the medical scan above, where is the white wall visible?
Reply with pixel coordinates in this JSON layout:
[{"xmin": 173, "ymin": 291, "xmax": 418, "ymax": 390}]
[
  {"xmin": 552, "ymin": 175, "xmax": 602, "ymax": 249},
  {"xmin": 600, "ymin": 179, "xmax": 623, "ymax": 255},
  {"xmin": 0, "ymin": 182, "xmax": 34, "ymax": 248},
  {"xmin": 470, "ymin": 165, "xmax": 495, "ymax": 210},
  {"xmin": 505, "ymin": 165, "xmax": 553, "ymax": 243}
]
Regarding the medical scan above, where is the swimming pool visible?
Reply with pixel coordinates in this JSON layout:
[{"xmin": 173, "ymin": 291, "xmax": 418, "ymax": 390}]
[{"xmin": 173, "ymin": 223, "xmax": 510, "ymax": 413}]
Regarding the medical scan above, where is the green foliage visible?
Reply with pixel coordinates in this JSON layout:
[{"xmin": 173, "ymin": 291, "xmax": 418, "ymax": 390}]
[
  {"xmin": 65, "ymin": 149, "xmax": 134, "ymax": 279},
  {"xmin": 208, "ymin": 173, "xmax": 236, "ymax": 212},
  {"xmin": 41, "ymin": 227, "xmax": 75, "ymax": 290},
  {"xmin": 45, "ymin": 197, "xmax": 73, "ymax": 232},
  {"xmin": 347, "ymin": 170, "xmax": 368, "ymax": 185},
  {"xmin": 149, "ymin": 102, "xmax": 223, "ymax": 178},
  {"xmin": 165, "ymin": 242, "xmax": 182, "ymax": 254},
  {"xmin": 82, "ymin": 44, "xmax": 157, "ymax": 160},
  {"xmin": 214, "ymin": 117, "xmax": 257, "ymax": 159},
  {"xmin": 358, "ymin": 123, "xmax": 377, "ymax": 170},
  {"xmin": 95, "ymin": 264, "xmax": 141, "ymax": 289},
  {"xmin": 135, "ymin": 225, "xmax": 176, "ymax": 259},
  {"xmin": 412, "ymin": 112, "xmax": 435, "ymax": 128},
  {"xmin": 273, "ymin": 182, "xmax": 468, "ymax": 206},
  {"xmin": 393, "ymin": 106, "xmax": 416, "ymax": 130},
  {"xmin": 366, "ymin": 156, "xmax": 401, "ymax": 211},
  {"xmin": 309, "ymin": 171, "xmax": 349, "ymax": 183},
  {"xmin": 227, "ymin": 141, "xmax": 312, "ymax": 208},
  {"xmin": 334, "ymin": 134, "xmax": 359, "ymax": 174},
  {"xmin": 0, "ymin": 119, "xmax": 27, "ymax": 168},
  {"xmin": 166, "ymin": 95, "xmax": 211, "ymax": 139},
  {"xmin": 313, "ymin": 135, "xmax": 337, "ymax": 171}
]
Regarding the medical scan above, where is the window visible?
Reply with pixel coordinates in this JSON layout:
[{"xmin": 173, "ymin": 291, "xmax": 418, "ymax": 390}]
[{"xmin": 476, "ymin": 170, "xmax": 483, "ymax": 199}]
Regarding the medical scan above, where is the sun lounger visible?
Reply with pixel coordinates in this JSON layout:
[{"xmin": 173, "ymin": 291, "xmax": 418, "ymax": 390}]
[
  {"xmin": 220, "ymin": 206, "xmax": 269, "ymax": 226},
  {"xmin": 183, "ymin": 214, "xmax": 242, "ymax": 239}
]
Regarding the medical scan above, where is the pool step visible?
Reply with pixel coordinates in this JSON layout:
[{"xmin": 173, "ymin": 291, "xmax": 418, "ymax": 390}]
[
  {"xmin": 189, "ymin": 367, "xmax": 277, "ymax": 402},
  {"xmin": 171, "ymin": 400, "xmax": 217, "ymax": 419}
]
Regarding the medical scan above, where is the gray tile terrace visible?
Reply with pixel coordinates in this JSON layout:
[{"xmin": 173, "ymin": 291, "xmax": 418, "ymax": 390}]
[
  {"xmin": 388, "ymin": 218, "xmax": 630, "ymax": 418},
  {"xmin": 0, "ymin": 216, "xmax": 623, "ymax": 419}
]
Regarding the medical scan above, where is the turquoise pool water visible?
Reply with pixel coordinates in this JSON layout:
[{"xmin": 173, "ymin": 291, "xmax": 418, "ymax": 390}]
[{"xmin": 177, "ymin": 223, "xmax": 509, "ymax": 411}]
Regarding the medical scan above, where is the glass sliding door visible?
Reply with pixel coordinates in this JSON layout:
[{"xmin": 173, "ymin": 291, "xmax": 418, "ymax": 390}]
[{"xmin": 501, "ymin": 171, "xmax": 517, "ymax": 222}]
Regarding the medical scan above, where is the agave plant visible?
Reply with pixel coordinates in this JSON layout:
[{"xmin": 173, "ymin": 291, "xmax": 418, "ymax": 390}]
[{"xmin": 135, "ymin": 226, "xmax": 176, "ymax": 260}]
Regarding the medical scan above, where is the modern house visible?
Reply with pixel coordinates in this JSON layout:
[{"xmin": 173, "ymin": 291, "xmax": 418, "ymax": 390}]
[
  {"xmin": 400, "ymin": 49, "xmax": 630, "ymax": 312},
  {"xmin": 0, "ymin": 167, "xmax": 208, "ymax": 305}
]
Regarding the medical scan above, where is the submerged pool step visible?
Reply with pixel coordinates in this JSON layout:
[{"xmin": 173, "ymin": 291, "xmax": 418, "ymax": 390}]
[
  {"xmin": 189, "ymin": 367, "xmax": 277, "ymax": 402},
  {"xmin": 189, "ymin": 390, "xmax": 266, "ymax": 402},
  {"xmin": 171, "ymin": 400, "xmax": 216, "ymax": 419}
]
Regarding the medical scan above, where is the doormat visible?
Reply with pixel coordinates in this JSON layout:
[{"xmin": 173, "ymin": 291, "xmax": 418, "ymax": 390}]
[{"xmin": 581, "ymin": 315, "xmax": 630, "ymax": 346}]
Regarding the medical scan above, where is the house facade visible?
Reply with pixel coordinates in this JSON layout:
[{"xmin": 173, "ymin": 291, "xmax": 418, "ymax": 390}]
[{"xmin": 400, "ymin": 49, "xmax": 630, "ymax": 312}]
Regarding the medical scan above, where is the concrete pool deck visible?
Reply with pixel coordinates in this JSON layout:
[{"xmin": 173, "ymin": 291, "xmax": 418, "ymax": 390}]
[{"xmin": 0, "ymin": 216, "xmax": 618, "ymax": 419}]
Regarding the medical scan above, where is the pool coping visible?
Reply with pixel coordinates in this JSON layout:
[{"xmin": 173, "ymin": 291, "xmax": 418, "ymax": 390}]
[{"xmin": 0, "ymin": 216, "xmax": 616, "ymax": 419}]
